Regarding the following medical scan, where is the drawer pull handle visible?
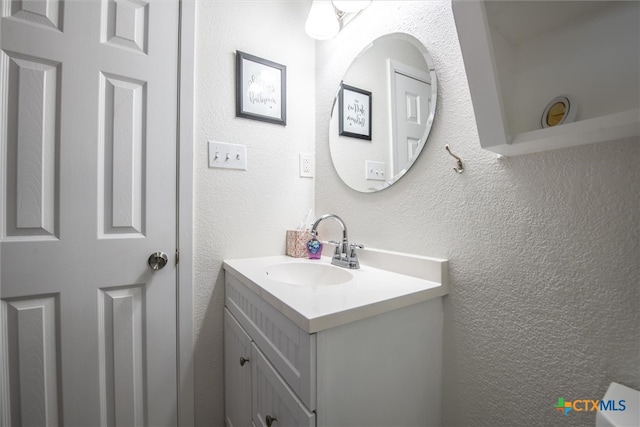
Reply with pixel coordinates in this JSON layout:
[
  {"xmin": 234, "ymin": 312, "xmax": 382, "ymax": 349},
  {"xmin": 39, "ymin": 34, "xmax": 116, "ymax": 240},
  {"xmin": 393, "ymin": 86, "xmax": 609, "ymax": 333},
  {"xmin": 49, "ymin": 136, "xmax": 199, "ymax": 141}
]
[
  {"xmin": 265, "ymin": 415, "xmax": 277, "ymax": 426},
  {"xmin": 239, "ymin": 357, "xmax": 250, "ymax": 366}
]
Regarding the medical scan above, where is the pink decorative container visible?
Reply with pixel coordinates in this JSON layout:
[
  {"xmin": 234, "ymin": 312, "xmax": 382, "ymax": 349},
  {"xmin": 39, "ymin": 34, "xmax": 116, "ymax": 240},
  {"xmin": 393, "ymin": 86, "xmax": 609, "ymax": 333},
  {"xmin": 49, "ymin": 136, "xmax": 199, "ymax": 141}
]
[{"xmin": 286, "ymin": 230, "xmax": 311, "ymax": 258}]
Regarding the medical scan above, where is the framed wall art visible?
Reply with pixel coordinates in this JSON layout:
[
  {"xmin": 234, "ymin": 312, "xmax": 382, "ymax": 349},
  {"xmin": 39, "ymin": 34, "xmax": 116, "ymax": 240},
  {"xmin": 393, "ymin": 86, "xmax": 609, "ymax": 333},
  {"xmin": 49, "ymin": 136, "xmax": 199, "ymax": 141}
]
[
  {"xmin": 235, "ymin": 51, "xmax": 286, "ymax": 125},
  {"xmin": 339, "ymin": 83, "xmax": 372, "ymax": 140}
]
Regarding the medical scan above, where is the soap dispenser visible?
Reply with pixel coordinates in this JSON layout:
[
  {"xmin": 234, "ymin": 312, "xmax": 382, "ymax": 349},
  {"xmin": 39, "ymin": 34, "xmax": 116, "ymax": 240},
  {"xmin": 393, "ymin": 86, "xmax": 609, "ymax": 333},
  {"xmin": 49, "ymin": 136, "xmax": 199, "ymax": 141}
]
[{"xmin": 306, "ymin": 237, "xmax": 323, "ymax": 259}]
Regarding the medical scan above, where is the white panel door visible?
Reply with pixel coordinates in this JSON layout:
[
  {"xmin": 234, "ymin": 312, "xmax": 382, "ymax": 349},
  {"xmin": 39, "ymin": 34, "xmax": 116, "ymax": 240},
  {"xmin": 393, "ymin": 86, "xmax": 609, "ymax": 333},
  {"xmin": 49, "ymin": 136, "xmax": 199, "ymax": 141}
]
[
  {"xmin": 0, "ymin": 0, "xmax": 179, "ymax": 425},
  {"xmin": 392, "ymin": 72, "xmax": 431, "ymax": 175}
]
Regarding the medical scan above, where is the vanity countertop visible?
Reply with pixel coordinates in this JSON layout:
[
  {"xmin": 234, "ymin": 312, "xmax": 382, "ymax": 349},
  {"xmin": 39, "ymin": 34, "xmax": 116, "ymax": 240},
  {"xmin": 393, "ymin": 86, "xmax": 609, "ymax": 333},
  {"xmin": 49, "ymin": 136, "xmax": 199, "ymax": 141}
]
[{"xmin": 223, "ymin": 250, "xmax": 448, "ymax": 333}]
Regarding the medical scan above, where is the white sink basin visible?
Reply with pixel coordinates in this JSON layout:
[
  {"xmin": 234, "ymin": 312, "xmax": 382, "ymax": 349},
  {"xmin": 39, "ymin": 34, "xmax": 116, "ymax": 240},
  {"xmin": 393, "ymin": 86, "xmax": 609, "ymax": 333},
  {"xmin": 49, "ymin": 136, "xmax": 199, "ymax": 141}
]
[{"xmin": 265, "ymin": 262, "xmax": 353, "ymax": 286}]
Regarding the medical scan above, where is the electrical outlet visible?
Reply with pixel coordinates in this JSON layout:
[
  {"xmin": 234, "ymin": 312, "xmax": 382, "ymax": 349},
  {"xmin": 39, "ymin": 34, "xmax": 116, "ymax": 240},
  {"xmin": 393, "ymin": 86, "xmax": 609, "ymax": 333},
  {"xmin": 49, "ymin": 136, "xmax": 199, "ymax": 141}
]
[
  {"xmin": 208, "ymin": 141, "xmax": 247, "ymax": 170},
  {"xmin": 299, "ymin": 153, "xmax": 314, "ymax": 178}
]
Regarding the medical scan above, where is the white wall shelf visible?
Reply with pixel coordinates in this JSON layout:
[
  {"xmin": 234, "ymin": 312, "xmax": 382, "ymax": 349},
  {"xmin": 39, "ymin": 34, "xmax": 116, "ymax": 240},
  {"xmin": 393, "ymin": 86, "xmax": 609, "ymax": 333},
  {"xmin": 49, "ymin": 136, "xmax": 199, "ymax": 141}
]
[{"xmin": 452, "ymin": 0, "xmax": 640, "ymax": 157}]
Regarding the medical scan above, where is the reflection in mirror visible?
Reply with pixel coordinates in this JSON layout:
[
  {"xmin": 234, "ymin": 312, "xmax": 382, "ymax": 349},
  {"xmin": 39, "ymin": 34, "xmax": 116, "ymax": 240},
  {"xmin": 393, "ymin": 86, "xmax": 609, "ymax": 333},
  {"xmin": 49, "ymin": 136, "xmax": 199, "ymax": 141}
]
[{"xmin": 330, "ymin": 33, "xmax": 437, "ymax": 192}]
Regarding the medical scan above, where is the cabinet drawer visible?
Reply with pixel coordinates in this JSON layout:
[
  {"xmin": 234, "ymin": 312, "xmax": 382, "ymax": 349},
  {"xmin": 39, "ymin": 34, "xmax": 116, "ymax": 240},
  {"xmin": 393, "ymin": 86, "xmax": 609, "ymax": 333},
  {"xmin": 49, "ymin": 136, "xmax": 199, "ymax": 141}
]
[
  {"xmin": 225, "ymin": 272, "xmax": 316, "ymax": 409},
  {"xmin": 252, "ymin": 344, "xmax": 315, "ymax": 427}
]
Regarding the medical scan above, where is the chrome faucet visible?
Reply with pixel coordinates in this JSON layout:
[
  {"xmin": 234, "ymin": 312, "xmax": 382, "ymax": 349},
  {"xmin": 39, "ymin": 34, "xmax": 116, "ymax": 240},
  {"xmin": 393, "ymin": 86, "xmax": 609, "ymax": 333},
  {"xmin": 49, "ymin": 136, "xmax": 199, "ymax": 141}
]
[{"xmin": 310, "ymin": 214, "xmax": 363, "ymax": 269}]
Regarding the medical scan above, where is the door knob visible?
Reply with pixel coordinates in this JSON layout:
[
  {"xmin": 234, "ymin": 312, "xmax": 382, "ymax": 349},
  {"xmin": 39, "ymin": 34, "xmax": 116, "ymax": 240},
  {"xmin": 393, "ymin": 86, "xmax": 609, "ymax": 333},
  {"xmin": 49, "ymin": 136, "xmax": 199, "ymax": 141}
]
[
  {"xmin": 265, "ymin": 415, "xmax": 277, "ymax": 427},
  {"xmin": 148, "ymin": 252, "xmax": 168, "ymax": 270}
]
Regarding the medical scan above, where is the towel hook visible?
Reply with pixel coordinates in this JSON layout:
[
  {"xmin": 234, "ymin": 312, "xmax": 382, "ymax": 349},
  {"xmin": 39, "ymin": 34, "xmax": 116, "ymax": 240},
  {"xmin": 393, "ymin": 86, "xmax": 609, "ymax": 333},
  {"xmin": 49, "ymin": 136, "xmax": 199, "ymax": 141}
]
[{"xmin": 445, "ymin": 145, "xmax": 464, "ymax": 174}]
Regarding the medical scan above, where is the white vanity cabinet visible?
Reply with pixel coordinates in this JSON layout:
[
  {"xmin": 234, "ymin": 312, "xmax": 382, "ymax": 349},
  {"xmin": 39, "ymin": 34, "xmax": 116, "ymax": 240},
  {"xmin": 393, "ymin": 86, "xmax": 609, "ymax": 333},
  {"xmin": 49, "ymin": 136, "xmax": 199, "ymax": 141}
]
[
  {"xmin": 225, "ymin": 309, "xmax": 315, "ymax": 427},
  {"xmin": 452, "ymin": 0, "xmax": 640, "ymax": 156},
  {"xmin": 224, "ymin": 268, "xmax": 444, "ymax": 427},
  {"xmin": 224, "ymin": 271, "xmax": 315, "ymax": 427}
]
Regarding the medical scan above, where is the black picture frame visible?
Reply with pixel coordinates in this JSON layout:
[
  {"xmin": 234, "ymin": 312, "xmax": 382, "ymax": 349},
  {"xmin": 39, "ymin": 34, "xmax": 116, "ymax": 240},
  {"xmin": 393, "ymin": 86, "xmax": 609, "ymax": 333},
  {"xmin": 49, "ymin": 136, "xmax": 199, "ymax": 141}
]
[
  {"xmin": 235, "ymin": 51, "xmax": 286, "ymax": 125},
  {"xmin": 339, "ymin": 83, "xmax": 372, "ymax": 140}
]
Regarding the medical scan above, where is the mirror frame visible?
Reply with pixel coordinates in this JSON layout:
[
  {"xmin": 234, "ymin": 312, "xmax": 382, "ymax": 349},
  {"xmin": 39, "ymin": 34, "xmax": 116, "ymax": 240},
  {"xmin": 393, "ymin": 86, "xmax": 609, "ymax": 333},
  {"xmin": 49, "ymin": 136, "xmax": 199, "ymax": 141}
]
[{"xmin": 329, "ymin": 32, "xmax": 437, "ymax": 192}]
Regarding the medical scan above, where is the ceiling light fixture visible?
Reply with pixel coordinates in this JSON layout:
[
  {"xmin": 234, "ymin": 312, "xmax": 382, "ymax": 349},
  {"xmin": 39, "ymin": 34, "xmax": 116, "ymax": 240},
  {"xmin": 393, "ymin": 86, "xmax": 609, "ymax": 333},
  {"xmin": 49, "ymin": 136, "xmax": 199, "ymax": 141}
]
[
  {"xmin": 332, "ymin": 1, "xmax": 371, "ymax": 13},
  {"xmin": 305, "ymin": 0, "xmax": 372, "ymax": 40}
]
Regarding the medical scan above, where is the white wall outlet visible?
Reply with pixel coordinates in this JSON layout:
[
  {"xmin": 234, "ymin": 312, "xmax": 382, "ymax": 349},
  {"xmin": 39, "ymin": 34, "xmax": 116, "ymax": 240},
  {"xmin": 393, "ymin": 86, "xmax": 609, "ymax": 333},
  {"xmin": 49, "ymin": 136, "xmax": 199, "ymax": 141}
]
[
  {"xmin": 365, "ymin": 160, "xmax": 386, "ymax": 181},
  {"xmin": 299, "ymin": 153, "xmax": 314, "ymax": 178},
  {"xmin": 209, "ymin": 141, "xmax": 247, "ymax": 170}
]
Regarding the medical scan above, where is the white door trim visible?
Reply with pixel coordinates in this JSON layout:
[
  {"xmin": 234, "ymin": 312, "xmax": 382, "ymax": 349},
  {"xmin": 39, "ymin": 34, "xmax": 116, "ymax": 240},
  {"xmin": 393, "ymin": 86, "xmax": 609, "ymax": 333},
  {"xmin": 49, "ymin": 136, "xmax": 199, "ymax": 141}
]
[{"xmin": 177, "ymin": 0, "xmax": 195, "ymax": 425}]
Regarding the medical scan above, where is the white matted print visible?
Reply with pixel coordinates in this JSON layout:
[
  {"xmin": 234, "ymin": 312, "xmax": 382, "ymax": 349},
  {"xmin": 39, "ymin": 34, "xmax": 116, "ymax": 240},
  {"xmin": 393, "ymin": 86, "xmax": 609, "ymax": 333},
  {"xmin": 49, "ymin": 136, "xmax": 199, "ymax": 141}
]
[
  {"xmin": 236, "ymin": 51, "xmax": 286, "ymax": 125},
  {"xmin": 339, "ymin": 83, "xmax": 372, "ymax": 140}
]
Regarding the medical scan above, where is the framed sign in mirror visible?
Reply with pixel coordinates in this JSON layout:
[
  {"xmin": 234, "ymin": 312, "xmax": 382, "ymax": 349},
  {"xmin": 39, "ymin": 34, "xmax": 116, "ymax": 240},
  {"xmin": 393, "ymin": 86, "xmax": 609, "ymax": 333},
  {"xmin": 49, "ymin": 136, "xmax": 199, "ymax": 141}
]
[
  {"xmin": 236, "ymin": 51, "xmax": 286, "ymax": 125},
  {"xmin": 339, "ymin": 83, "xmax": 372, "ymax": 140}
]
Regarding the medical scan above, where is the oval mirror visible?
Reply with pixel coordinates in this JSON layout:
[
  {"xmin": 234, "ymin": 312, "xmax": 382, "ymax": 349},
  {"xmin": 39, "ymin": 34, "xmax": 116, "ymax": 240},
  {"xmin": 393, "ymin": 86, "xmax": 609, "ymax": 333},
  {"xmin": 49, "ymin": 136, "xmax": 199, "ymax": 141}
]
[{"xmin": 329, "ymin": 33, "xmax": 437, "ymax": 192}]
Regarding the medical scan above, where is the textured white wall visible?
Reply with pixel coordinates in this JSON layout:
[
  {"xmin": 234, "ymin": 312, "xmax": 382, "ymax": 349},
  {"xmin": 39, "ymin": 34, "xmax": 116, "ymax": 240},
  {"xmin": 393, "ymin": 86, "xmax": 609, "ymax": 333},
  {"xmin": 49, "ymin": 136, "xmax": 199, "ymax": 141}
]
[
  {"xmin": 315, "ymin": 1, "xmax": 639, "ymax": 426},
  {"xmin": 193, "ymin": 1, "xmax": 315, "ymax": 425}
]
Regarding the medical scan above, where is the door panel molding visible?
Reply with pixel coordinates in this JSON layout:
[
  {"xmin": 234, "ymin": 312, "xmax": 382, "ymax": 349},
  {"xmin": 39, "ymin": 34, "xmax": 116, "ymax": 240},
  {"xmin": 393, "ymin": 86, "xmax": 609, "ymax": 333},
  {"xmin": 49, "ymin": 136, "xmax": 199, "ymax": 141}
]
[
  {"xmin": 6, "ymin": 0, "xmax": 63, "ymax": 31},
  {"xmin": 1, "ymin": 51, "xmax": 61, "ymax": 240},
  {"xmin": 2, "ymin": 294, "xmax": 61, "ymax": 426},
  {"xmin": 101, "ymin": 0, "xmax": 149, "ymax": 54},
  {"xmin": 98, "ymin": 72, "xmax": 147, "ymax": 237},
  {"xmin": 98, "ymin": 285, "xmax": 145, "ymax": 427}
]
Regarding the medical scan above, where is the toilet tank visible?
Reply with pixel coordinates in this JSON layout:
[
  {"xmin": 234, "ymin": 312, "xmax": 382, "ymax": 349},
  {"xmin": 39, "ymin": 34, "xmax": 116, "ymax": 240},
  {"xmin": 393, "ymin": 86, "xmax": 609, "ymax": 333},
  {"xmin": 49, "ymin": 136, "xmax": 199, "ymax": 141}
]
[{"xmin": 595, "ymin": 382, "xmax": 639, "ymax": 427}]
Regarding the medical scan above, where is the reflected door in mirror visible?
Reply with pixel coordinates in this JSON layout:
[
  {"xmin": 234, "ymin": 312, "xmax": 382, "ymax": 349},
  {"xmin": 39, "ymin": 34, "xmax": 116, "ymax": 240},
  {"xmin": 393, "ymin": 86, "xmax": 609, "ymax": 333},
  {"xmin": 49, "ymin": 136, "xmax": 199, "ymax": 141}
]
[{"xmin": 392, "ymin": 71, "xmax": 431, "ymax": 175}]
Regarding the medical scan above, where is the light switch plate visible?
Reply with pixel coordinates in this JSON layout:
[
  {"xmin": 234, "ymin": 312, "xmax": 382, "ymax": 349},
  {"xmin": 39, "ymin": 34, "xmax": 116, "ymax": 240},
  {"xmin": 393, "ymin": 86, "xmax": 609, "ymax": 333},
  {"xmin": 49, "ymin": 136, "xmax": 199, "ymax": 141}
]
[
  {"xmin": 365, "ymin": 160, "xmax": 386, "ymax": 181},
  {"xmin": 209, "ymin": 141, "xmax": 247, "ymax": 170}
]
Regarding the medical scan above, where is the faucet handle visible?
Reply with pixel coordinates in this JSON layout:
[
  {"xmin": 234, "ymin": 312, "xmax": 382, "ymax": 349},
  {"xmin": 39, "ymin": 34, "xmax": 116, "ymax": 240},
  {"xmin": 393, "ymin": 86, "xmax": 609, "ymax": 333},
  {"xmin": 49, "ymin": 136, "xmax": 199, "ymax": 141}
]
[
  {"xmin": 328, "ymin": 240, "xmax": 342, "ymax": 257},
  {"xmin": 347, "ymin": 243, "xmax": 363, "ymax": 268},
  {"xmin": 349, "ymin": 243, "xmax": 363, "ymax": 258}
]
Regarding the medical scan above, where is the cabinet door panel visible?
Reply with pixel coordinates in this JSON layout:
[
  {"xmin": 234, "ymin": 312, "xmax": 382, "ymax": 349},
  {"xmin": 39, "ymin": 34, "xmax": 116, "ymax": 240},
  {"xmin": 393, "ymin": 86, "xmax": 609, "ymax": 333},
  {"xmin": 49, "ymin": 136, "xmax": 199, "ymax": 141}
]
[
  {"xmin": 252, "ymin": 344, "xmax": 315, "ymax": 427},
  {"xmin": 224, "ymin": 309, "xmax": 252, "ymax": 427},
  {"xmin": 226, "ymin": 275, "xmax": 316, "ymax": 409}
]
